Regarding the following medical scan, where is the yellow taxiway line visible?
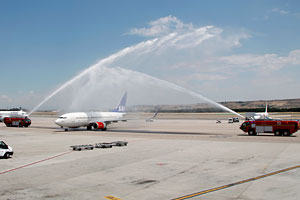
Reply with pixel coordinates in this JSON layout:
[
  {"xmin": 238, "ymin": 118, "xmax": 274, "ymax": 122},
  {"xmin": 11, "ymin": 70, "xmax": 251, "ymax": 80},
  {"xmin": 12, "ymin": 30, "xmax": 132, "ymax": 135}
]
[{"xmin": 172, "ymin": 164, "xmax": 300, "ymax": 200}]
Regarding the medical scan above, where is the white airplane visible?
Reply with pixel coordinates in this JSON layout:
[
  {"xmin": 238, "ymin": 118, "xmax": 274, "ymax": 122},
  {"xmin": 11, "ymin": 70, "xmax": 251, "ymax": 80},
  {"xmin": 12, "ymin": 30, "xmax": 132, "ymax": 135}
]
[
  {"xmin": 55, "ymin": 92, "xmax": 128, "ymax": 131},
  {"xmin": 245, "ymin": 103, "xmax": 270, "ymax": 120},
  {"xmin": 0, "ymin": 109, "xmax": 29, "ymax": 122}
]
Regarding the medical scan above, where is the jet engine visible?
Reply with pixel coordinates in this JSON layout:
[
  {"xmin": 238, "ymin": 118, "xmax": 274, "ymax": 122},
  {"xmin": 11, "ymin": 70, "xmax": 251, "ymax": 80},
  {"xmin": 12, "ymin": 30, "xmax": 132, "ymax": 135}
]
[{"xmin": 93, "ymin": 122, "xmax": 107, "ymax": 130}]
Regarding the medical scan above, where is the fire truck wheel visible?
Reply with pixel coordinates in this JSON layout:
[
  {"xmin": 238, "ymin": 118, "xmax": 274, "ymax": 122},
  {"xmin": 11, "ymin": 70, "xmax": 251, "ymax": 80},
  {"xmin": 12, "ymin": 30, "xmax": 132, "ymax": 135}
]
[
  {"xmin": 283, "ymin": 130, "xmax": 290, "ymax": 136},
  {"xmin": 274, "ymin": 130, "xmax": 282, "ymax": 136},
  {"xmin": 248, "ymin": 130, "xmax": 255, "ymax": 136}
]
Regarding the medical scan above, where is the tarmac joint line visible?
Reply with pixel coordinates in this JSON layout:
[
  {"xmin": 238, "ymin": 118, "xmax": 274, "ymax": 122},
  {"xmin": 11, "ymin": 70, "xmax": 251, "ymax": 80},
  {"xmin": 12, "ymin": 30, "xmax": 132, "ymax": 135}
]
[{"xmin": 171, "ymin": 164, "xmax": 300, "ymax": 200}]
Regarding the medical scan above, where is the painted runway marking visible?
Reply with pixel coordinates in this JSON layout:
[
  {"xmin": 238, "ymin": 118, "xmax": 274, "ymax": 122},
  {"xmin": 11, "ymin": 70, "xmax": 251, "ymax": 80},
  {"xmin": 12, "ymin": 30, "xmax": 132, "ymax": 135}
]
[
  {"xmin": 0, "ymin": 150, "xmax": 73, "ymax": 175},
  {"xmin": 105, "ymin": 195, "xmax": 122, "ymax": 200},
  {"xmin": 171, "ymin": 164, "xmax": 300, "ymax": 200}
]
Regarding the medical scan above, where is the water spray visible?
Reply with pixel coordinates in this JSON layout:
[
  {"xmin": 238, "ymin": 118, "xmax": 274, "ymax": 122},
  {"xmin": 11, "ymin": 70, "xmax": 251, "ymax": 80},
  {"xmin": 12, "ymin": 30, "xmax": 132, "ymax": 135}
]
[
  {"xmin": 113, "ymin": 67, "xmax": 245, "ymax": 118},
  {"xmin": 29, "ymin": 26, "xmax": 244, "ymax": 118}
]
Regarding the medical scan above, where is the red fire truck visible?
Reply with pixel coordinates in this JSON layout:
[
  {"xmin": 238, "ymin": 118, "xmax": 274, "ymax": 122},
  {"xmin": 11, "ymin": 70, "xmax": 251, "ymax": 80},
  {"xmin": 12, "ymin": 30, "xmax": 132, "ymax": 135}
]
[
  {"xmin": 3, "ymin": 117, "xmax": 31, "ymax": 127},
  {"xmin": 240, "ymin": 120, "xmax": 300, "ymax": 136}
]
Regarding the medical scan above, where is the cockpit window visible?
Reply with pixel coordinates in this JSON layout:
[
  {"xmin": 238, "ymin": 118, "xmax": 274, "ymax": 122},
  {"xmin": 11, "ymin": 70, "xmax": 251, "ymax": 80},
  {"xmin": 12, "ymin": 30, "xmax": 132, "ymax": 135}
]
[
  {"xmin": 59, "ymin": 117, "xmax": 67, "ymax": 119},
  {"xmin": 242, "ymin": 122, "xmax": 250, "ymax": 127}
]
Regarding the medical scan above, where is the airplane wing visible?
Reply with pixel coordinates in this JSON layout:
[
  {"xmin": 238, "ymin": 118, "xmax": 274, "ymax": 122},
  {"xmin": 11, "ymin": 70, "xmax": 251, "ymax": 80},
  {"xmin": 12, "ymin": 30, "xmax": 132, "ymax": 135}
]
[
  {"xmin": 103, "ymin": 110, "xmax": 159, "ymax": 124},
  {"xmin": 104, "ymin": 119, "xmax": 128, "ymax": 124},
  {"xmin": 269, "ymin": 114, "xmax": 291, "ymax": 119}
]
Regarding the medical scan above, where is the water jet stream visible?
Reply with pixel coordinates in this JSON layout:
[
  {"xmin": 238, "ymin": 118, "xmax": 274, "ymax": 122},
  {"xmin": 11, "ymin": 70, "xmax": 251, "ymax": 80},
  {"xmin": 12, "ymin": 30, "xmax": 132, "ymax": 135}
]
[{"xmin": 29, "ymin": 30, "xmax": 244, "ymax": 118}]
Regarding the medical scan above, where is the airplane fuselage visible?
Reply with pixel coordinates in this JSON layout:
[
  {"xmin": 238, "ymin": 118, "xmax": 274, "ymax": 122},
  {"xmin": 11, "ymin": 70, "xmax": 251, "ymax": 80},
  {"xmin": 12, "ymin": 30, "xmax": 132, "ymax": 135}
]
[
  {"xmin": 55, "ymin": 112, "xmax": 126, "ymax": 128},
  {"xmin": 245, "ymin": 112, "xmax": 269, "ymax": 120}
]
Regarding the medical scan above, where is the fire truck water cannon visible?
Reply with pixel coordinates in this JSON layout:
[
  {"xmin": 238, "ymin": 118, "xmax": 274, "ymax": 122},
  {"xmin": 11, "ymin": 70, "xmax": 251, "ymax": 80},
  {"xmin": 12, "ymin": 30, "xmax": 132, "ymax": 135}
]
[{"xmin": 240, "ymin": 120, "xmax": 300, "ymax": 136}]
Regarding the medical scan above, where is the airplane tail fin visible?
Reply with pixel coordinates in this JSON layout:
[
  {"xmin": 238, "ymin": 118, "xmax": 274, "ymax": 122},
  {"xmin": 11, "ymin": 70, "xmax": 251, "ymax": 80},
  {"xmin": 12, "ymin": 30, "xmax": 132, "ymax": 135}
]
[{"xmin": 112, "ymin": 92, "xmax": 127, "ymax": 112}]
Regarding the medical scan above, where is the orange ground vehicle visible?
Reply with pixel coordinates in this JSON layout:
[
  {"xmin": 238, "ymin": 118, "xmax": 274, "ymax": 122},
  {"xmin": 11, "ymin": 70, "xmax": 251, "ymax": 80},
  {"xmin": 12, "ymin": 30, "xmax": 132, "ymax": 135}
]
[
  {"xmin": 240, "ymin": 120, "xmax": 300, "ymax": 136},
  {"xmin": 3, "ymin": 117, "xmax": 31, "ymax": 127}
]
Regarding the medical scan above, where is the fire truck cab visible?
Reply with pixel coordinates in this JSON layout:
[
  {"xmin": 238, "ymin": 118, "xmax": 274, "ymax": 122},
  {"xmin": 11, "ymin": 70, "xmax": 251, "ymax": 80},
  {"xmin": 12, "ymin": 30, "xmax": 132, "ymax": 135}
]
[{"xmin": 240, "ymin": 120, "xmax": 300, "ymax": 136}]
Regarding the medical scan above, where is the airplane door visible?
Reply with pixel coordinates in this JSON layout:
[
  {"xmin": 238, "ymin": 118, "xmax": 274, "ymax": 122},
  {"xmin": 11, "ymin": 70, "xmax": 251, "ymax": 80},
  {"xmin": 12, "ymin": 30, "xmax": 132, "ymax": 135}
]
[{"xmin": 71, "ymin": 116, "xmax": 76, "ymax": 123}]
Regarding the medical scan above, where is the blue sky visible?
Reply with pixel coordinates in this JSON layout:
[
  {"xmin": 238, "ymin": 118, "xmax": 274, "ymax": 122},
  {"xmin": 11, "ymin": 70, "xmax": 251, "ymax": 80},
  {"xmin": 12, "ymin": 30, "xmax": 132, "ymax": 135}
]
[{"xmin": 1, "ymin": 0, "xmax": 300, "ymax": 109}]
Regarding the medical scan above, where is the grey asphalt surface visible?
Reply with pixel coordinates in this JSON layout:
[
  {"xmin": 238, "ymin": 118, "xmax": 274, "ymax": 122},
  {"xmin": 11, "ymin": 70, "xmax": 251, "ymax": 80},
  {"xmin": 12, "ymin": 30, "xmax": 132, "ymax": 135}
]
[{"xmin": 1, "ymin": 113, "xmax": 300, "ymax": 200}]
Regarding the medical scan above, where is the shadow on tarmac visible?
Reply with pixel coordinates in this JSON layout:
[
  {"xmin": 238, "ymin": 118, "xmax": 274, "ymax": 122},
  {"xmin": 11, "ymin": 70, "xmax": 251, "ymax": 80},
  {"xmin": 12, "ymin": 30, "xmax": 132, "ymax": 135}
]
[
  {"xmin": 30, "ymin": 126, "xmax": 58, "ymax": 130},
  {"xmin": 107, "ymin": 129, "xmax": 222, "ymax": 136},
  {"xmin": 237, "ymin": 134, "xmax": 297, "ymax": 137}
]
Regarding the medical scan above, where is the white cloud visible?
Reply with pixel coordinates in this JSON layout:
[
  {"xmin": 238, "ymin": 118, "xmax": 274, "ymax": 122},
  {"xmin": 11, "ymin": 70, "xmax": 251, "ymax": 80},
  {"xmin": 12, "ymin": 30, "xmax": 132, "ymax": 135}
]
[
  {"xmin": 263, "ymin": 8, "xmax": 290, "ymax": 21},
  {"xmin": 128, "ymin": 15, "xmax": 193, "ymax": 37},
  {"xmin": 271, "ymin": 8, "xmax": 289, "ymax": 15},
  {"xmin": 219, "ymin": 50, "xmax": 300, "ymax": 72}
]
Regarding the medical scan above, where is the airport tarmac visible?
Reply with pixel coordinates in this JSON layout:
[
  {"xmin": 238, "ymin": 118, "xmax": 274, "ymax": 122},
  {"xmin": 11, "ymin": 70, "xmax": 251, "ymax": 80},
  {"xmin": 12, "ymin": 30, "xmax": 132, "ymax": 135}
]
[{"xmin": 1, "ymin": 113, "xmax": 300, "ymax": 200}]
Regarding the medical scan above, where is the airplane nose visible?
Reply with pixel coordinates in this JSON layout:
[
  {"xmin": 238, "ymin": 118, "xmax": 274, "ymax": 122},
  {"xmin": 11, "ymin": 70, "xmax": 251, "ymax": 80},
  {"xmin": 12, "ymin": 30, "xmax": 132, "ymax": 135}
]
[{"xmin": 55, "ymin": 119, "xmax": 61, "ymax": 126}]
